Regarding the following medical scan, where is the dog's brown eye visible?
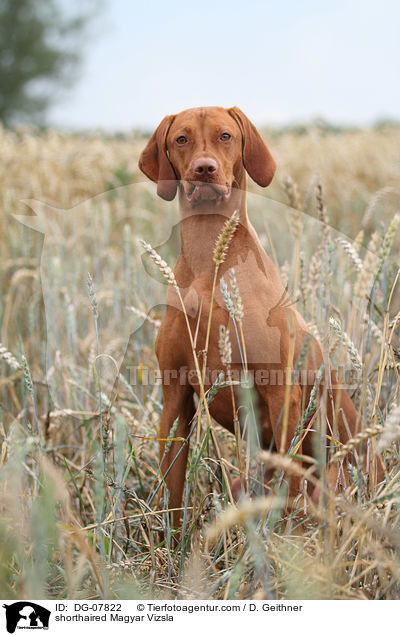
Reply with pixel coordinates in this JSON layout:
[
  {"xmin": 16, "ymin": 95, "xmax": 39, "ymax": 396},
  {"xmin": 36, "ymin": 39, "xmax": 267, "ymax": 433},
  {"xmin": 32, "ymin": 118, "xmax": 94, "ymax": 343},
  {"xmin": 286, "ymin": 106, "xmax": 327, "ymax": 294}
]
[
  {"xmin": 220, "ymin": 132, "xmax": 231, "ymax": 141},
  {"xmin": 176, "ymin": 135, "xmax": 187, "ymax": 145}
]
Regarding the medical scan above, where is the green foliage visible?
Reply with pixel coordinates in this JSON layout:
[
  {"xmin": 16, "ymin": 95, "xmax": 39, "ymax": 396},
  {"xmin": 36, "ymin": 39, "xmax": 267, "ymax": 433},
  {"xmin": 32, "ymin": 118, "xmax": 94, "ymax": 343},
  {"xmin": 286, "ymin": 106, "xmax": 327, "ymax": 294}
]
[{"xmin": 0, "ymin": 0, "xmax": 97, "ymax": 125}]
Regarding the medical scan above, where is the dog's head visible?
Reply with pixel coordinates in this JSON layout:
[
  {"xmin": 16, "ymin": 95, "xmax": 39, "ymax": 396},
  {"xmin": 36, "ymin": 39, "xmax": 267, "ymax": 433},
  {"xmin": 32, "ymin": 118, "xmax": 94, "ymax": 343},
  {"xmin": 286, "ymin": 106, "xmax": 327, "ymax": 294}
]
[{"xmin": 138, "ymin": 106, "xmax": 276, "ymax": 206}]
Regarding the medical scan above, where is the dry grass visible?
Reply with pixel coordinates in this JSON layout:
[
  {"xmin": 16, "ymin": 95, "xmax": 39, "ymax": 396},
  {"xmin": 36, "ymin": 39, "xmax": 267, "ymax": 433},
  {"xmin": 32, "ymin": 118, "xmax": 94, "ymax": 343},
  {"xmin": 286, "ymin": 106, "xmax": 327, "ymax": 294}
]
[{"xmin": 1, "ymin": 122, "xmax": 400, "ymax": 600}]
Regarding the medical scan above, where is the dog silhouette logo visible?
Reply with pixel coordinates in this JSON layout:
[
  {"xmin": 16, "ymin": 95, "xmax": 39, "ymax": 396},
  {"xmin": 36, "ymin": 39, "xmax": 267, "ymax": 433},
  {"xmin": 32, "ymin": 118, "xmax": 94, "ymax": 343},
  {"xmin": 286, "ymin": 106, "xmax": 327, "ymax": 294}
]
[{"xmin": 2, "ymin": 602, "xmax": 50, "ymax": 633}]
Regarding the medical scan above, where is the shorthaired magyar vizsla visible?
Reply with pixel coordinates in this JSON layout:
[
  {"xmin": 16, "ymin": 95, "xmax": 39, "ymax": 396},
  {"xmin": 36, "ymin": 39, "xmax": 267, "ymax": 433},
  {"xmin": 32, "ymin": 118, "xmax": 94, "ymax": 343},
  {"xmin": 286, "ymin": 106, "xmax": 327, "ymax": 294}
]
[{"xmin": 139, "ymin": 106, "xmax": 378, "ymax": 527}]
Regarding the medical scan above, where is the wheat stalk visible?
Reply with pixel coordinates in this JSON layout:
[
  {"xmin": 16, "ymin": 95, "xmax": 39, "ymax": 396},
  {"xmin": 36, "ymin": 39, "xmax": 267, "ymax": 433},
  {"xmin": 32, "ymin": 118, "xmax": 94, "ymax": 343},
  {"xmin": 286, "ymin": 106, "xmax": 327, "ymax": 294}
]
[
  {"xmin": 213, "ymin": 210, "xmax": 239, "ymax": 266},
  {"xmin": 218, "ymin": 325, "xmax": 232, "ymax": 367},
  {"xmin": 330, "ymin": 425, "xmax": 384, "ymax": 462},
  {"xmin": 0, "ymin": 343, "xmax": 21, "ymax": 371},
  {"xmin": 283, "ymin": 175, "xmax": 302, "ymax": 241},
  {"xmin": 329, "ymin": 317, "xmax": 362, "ymax": 371},
  {"xmin": 202, "ymin": 210, "xmax": 240, "ymax": 386},
  {"xmin": 336, "ymin": 238, "xmax": 363, "ymax": 272},
  {"xmin": 354, "ymin": 232, "xmax": 379, "ymax": 299},
  {"xmin": 128, "ymin": 305, "xmax": 161, "ymax": 328},
  {"xmin": 228, "ymin": 268, "xmax": 244, "ymax": 324},
  {"xmin": 376, "ymin": 404, "xmax": 400, "ymax": 453},
  {"xmin": 21, "ymin": 354, "xmax": 42, "ymax": 449},
  {"xmin": 139, "ymin": 240, "xmax": 178, "ymax": 288}
]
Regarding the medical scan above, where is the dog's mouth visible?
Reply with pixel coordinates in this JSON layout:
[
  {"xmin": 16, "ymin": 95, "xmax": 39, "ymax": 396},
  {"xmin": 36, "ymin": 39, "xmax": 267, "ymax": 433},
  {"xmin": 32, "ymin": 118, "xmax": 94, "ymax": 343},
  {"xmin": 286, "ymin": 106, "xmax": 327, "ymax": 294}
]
[{"xmin": 183, "ymin": 182, "xmax": 231, "ymax": 205}]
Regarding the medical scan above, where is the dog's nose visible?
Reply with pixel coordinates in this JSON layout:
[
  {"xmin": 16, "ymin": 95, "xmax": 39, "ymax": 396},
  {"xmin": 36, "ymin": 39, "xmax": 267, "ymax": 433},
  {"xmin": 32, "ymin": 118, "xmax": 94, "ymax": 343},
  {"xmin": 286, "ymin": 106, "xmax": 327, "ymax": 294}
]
[{"xmin": 192, "ymin": 157, "xmax": 218, "ymax": 176}]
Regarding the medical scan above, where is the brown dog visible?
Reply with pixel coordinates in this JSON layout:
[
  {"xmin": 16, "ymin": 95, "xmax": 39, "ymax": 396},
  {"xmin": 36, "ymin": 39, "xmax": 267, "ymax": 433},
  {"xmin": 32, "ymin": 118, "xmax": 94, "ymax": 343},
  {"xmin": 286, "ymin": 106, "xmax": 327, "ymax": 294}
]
[{"xmin": 139, "ymin": 106, "xmax": 368, "ymax": 527}]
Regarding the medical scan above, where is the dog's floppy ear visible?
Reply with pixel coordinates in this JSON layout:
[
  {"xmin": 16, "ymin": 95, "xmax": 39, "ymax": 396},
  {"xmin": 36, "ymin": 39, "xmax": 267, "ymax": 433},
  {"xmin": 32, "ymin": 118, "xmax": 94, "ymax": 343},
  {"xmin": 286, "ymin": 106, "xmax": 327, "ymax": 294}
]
[
  {"xmin": 138, "ymin": 115, "xmax": 177, "ymax": 200},
  {"xmin": 228, "ymin": 106, "xmax": 276, "ymax": 187}
]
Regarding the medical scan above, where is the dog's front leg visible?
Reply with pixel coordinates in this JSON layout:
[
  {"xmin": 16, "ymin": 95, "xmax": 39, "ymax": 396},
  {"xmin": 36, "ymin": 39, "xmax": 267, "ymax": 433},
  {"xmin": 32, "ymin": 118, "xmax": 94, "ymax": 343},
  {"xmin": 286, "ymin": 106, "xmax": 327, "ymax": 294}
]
[
  {"xmin": 263, "ymin": 383, "xmax": 303, "ymax": 499},
  {"xmin": 159, "ymin": 378, "xmax": 195, "ymax": 530}
]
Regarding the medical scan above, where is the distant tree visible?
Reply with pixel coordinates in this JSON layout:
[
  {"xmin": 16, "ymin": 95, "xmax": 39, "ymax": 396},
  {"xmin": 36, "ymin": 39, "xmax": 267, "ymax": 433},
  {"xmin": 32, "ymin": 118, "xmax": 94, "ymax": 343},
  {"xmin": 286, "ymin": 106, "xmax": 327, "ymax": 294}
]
[{"xmin": 0, "ymin": 0, "xmax": 98, "ymax": 126}]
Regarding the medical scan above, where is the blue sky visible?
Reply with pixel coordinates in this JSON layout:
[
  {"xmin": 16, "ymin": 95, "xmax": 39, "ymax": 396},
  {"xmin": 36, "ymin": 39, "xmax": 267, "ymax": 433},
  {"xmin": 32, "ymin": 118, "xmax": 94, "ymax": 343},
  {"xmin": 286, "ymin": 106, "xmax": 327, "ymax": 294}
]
[{"xmin": 50, "ymin": 0, "xmax": 400, "ymax": 130}]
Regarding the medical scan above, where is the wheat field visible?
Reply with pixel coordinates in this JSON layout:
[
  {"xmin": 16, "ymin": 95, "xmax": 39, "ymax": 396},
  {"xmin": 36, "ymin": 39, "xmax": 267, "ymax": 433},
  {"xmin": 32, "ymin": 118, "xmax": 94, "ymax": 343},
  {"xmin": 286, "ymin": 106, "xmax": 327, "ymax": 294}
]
[{"xmin": 1, "ymin": 122, "xmax": 400, "ymax": 600}]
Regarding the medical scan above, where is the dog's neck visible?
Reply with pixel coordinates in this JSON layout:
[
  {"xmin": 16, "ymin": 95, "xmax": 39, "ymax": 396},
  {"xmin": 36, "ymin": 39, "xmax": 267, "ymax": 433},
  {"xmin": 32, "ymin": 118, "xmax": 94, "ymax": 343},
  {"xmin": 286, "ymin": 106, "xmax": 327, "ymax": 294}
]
[{"xmin": 178, "ymin": 173, "xmax": 254, "ymax": 276}]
